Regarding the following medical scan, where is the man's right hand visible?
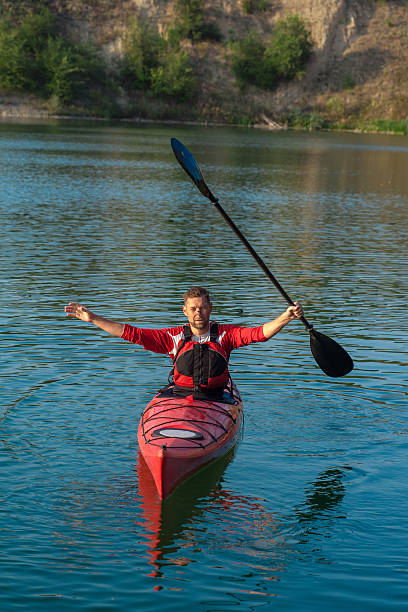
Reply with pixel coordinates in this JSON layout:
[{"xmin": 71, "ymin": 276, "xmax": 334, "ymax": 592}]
[
  {"xmin": 64, "ymin": 302, "xmax": 125, "ymax": 337},
  {"xmin": 64, "ymin": 302, "xmax": 94, "ymax": 322}
]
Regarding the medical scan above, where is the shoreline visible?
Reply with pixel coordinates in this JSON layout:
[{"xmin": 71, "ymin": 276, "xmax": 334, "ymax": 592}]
[{"xmin": 0, "ymin": 102, "xmax": 407, "ymax": 137}]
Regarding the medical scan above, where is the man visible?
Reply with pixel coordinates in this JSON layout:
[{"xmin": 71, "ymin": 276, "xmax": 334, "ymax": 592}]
[{"xmin": 64, "ymin": 286, "xmax": 303, "ymax": 397}]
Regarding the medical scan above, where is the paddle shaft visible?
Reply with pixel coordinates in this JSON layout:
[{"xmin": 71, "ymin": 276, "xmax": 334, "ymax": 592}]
[
  {"xmin": 171, "ymin": 137, "xmax": 353, "ymax": 377},
  {"xmin": 208, "ymin": 194, "xmax": 313, "ymax": 331}
]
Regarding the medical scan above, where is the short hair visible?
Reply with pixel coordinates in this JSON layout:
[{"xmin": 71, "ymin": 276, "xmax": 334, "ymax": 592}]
[{"xmin": 183, "ymin": 286, "xmax": 211, "ymax": 305}]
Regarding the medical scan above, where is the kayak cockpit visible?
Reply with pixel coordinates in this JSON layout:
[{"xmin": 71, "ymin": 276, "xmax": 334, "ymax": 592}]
[{"xmin": 152, "ymin": 428, "xmax": 204, "ymax": 441}]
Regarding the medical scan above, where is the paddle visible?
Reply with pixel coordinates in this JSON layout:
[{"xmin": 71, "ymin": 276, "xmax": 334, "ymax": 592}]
[{"xmin": 171, "ymin": 137, "xmax": 354, "ymax": 378}]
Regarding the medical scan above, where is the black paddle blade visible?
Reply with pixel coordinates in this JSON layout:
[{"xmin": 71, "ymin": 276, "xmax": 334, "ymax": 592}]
[
  {"xmin": 171, "ymin": 137, "xmax": 215, "ymax": 201},
  {"xmin": 309, "ymin": 329, "xmax": 354, "ymax": 377}
]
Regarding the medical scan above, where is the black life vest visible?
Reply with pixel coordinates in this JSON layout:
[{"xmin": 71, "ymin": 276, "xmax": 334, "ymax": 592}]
[{"xmin": 171, "ymin": 323, "xmax": 229, "ymax": 390}]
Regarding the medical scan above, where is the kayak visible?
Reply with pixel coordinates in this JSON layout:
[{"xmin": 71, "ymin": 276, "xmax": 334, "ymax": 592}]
[
  {"xmin": 137, "ymin": 382, "xmax": 243, "ymax": 499},
  {"xmin": 138, "ymin": 382, "xmax": 243, "ymax": 499}
]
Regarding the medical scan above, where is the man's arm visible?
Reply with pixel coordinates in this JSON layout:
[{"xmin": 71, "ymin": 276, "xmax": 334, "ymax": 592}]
[
  {"xmin": 262, "ymin": 301, "xmax": 303, "ymax": 339},
  {"xmin": 64, "ymin": 302, "xmax": 124, "ymax": 337}
]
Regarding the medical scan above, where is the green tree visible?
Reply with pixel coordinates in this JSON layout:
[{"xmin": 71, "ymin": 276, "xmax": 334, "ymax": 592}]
[
  {"xmin": 17, "ymin": 6, "xmax": 55, "ymax": 86},
  {"xmin": 122, "ymin": 17, "xmax": 196, "ymax": 102},
  {"xmin": 0, "ymin": 23, "xmax": 30, "ymax": 90},
  {"xmin": 265, "ymin": 14, "xmax": 312, "ymax": 79},
  {"xmin": 231, "ymin": 31, "xmax": 270, "ymax": 88},
  {"xmin": 122, "ymin": 18, "xmax": 164, "ymax": 89},
  {"xmin": 0, "ymin": 7, "xmax": 105, "ymax": 103},
  {"xmin": 150, "ymin": 49, "xmax": 195, "ymax": 101},
  {"xmin": 230, "ymin": 15, "xmax": 312, "ymax": 90},
  {"xmin": 42, "ymin": 37, "xmax": 104, "ymax": 103},
  {"xmin": 241, "ymin": 0, "xmax": 269, "ymax": 15},
  {"xmin": 168, "ymin": 0, "xmax": 221, "ymax": 44},
  {"xmin": 0, "ymin": 8, "xmax": 54, "ymax": 91}
]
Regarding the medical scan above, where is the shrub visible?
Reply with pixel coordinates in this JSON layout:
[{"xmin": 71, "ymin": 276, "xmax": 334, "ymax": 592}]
[
  {"xmin": 169, "ymin": 0, "xmax": 221, "ymax": 43},
  {"xmin": 42, "ymin": 37, "xmax": 105, "ymax": 103},
  {"xmin": 264, "ymin": 14, "xmax": 312, "ymax": 79},
  {"xmin": 121, "ymin": 18, "xmax": 164, "ymax": 89},
  {"xmin": 0, "ymin": 7, "xmax": 105, "ymax": 103},
  {"xmin": 366, "ymin": 119, "xmax": 408, "ymax": 135},
  {"xmin": 0, "ymin": 8, "xmax": 54, "ymax": 91},
  {"xmin": 15, "ymin": 7, "xmax": 55, "ymax": 72},
  {"xmin": 122, "ymin": 18, "xmax": 196, "ymax": 102},
  {"xmin": 287, "ymin": 110, "xmax": 326, "ymax": 130},
  {"xmin": 241, "ymin": 0, "xmax": 268, "ymax": 14},
  {"xmin": 230, "ymin": 15, "xmax": 312, "ymax": 90},
  {"xmin": 0, "ymin": 22, "xmax": 31, "ymax": 90},
  {"xmin": 150, "ymin": 49, "xmax": 195, "ymax": 101},
  {"xmin": 231, "ymin": 31, "xmax": 271, "ymax": 88},
  {"xmin": 342, "ymin": 75, "xmax": 355, "ymax": 90},
  {"xmin": 326, "ymin": 96, "xmax": 345, "ymax": 120},
  {"xmin": 42, "ymin": 36, "xmax": 77, "ymax": 102},
  {"xmin": 241, "ymin": 0, "xmax": 257, "ymax": 14}
]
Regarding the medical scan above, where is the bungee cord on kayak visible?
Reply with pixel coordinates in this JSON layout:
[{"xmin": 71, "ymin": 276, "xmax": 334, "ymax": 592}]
[{"xmin": 140, "ymin": 396, "xmax": 239, "ymax": 449}]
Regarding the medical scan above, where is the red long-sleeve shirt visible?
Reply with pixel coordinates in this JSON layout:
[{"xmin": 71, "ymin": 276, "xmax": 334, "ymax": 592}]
[{"xmin": 121, "ymin": 322, "xmax": 268, "ymax": 362}]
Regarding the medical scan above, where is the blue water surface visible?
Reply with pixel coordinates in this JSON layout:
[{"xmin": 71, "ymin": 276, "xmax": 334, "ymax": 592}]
[{"xmin": 1, "ymin": 121, "xmax": 408, "ymax": 611}]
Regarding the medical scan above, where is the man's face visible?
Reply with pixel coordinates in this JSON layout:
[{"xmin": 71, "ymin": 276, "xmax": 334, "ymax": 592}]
[{"xmin": 183, "ymin": 297, "xmax": 212, "ymax": 333}]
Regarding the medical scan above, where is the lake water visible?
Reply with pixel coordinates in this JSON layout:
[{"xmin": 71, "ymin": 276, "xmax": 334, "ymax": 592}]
[{"xmin": 1, "ymin": 120, "xmax": 407, "ymax": 611}]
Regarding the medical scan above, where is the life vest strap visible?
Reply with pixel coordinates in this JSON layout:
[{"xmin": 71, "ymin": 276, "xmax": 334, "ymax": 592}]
[{"xmin": 168, "ymin": 323, "xmax": 221, "ymax": 386}]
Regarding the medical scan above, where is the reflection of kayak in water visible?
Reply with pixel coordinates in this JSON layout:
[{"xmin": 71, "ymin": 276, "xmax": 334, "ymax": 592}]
[
  {"xmin": 136, "ymin": 443, "xmax": 247, "ymax": 573},
  {"xmin": 137, "ymin": 381, "xmax": 243, "ymax": 499},
  {"xmin": 137, "ymin": 445, "xmax": 352, "ymax": 582}
]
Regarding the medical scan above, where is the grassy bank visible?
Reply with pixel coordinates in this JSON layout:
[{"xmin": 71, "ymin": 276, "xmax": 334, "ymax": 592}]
[{"xmin": 285, "ymin": 112, "xmax": 408, "ymax": 135}]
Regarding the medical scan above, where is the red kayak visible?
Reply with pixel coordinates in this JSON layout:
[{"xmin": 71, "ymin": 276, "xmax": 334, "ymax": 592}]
[{"xmin": 137, "ymin": 382, "xmax": 243, "ymax": 499}]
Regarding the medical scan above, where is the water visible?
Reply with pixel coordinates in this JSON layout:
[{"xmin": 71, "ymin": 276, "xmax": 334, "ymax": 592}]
[{"xmin": 1, "ymin": 120, "xmax": 407, "ymax": 611}]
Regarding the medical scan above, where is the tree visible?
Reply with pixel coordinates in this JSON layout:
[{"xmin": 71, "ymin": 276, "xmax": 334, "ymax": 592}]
[
  {"xmin": 150, "ymin": 49, "xmax": 195, "ymax": 101},
  {"xmin": 265, "ymin": 15, "xmax": 312, "ymax": 79}
]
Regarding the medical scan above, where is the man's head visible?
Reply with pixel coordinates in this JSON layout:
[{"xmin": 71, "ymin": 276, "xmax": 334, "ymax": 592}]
[
  {"xmin": 183, "ymin": 286, "xmax": 212, "ymax": 334},
  {"xmin": 183, "ymin": 286, "xmax": 211, "ymax": 305}
]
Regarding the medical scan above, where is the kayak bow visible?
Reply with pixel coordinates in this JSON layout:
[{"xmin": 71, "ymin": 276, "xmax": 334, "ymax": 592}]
[{"xmin": 137, "ymin": 382, "xmax": 243, "ymax": 499}]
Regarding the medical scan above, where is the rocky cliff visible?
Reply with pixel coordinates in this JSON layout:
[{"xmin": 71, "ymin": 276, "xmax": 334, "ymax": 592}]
[{"xmin": 0, "ymin": 0, "xmax": 407, "ymax": 130}]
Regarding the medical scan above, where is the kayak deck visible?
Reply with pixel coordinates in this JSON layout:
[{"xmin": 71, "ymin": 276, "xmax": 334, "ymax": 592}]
[{"xmin": 137, "ymin": 383, "xmax": 243, "ymax": 499}]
